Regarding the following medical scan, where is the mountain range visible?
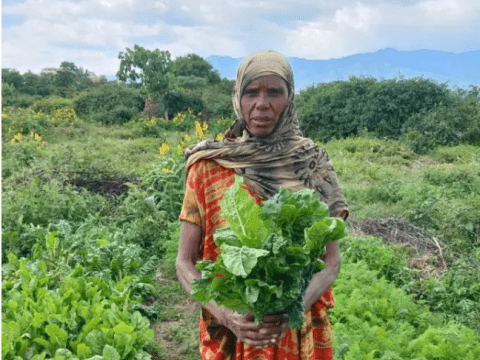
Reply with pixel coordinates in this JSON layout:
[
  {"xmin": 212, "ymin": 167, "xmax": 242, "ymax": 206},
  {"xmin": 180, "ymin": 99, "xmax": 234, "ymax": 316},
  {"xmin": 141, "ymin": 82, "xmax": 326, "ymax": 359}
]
[{"xmin": 206, "ymin": 48, "xmax": 480, "ymax": 92}]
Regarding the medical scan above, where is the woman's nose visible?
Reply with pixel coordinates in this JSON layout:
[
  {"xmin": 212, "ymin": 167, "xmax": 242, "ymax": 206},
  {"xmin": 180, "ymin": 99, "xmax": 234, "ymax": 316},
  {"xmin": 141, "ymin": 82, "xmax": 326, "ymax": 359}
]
[{"xmin": 255, "ymin": 91, "xmax": 269, "ymax": 109}]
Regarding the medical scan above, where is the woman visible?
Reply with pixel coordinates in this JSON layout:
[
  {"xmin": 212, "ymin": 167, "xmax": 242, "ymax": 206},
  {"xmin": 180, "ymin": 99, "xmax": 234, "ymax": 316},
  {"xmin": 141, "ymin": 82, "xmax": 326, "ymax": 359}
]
[{"xmin": 176, "ymin": 50, "xmax": 349, "ymax": 360}]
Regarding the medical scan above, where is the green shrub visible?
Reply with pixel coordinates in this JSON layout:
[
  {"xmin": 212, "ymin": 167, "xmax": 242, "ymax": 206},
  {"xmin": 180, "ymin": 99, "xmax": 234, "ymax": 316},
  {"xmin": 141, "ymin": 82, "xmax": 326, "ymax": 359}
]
[
  {"xmin": 74, "ymin": 83, "xmax": 144, "ymax": 122},
  {"xmin": 402, "ymin": 98, "xmax": 480, "ymax": 154},
  {"xmin": 161, "ymin": 91, "xmax": 204, "ymax": 120},
  {"xmin": 91, "ymin": 105, "xmax": 139, "ymax": 125},
  {"xmin": 296, "ymin": 76, "xmax": 451, "ymax": 142},
  {"xmin": 31, "ymin": 96, "xmax": 74, "ymax": 115}
]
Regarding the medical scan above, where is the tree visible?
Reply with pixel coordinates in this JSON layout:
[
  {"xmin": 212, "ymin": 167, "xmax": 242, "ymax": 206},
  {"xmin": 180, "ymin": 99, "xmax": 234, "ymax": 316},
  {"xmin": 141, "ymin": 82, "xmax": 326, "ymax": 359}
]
[
  {"xmin": 1, "ymin": 68, "xmax": 23, "ymax": 90},
  {"xmin": 56, "ymin": 61, "xmax": 78, "ymax": 88},
  {"xmin": 116, "ymin": 45, "xmax": 172, "ymax": 101},
  {"xmin": 172, "ymin": 53, "xmax": 221, "ymax": 84}
]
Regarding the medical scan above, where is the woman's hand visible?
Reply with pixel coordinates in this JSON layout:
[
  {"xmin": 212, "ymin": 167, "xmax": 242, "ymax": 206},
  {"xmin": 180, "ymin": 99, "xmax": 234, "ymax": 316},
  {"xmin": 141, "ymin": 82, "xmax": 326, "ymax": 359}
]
[{"xmin": 220, "ymin": 309, "xmax": 288, "ymax": 348}]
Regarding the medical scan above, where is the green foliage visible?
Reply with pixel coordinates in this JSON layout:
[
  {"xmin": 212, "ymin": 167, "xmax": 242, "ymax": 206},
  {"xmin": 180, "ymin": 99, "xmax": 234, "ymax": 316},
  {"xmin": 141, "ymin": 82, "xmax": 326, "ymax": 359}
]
[
  {"xmin": 1, "ymin": 180, "xmax": 110, "ymax": 260},
  {"xmin": 2, "ymin": 68, "xmax": 24, "ymax": 89},
  {"xmin": 331, "ymin": 262, "xmax": 480, "ymax": 360},
  {"xmin": 32, "ymin": 97, "xmax": 75, "ymax": 115},
  {"xmin": 161, "ymin": 91, "xmax": 204, "ymax": 120},
  {"xmin": 201, "ymin": 80, "xmax": 235, "ymax": 119},
  {"xmin": 340, "ymin": 236, "xmax": 417, "ymax": 290},
  {"xmin": 141, "ymin": 157, "xmax": 186, "ymax": 223},
  {"xmin": 2, "ymin": 82, "xmax": 41, "ymax": 108},
  {"xmin": 91, "ymin": 105, "xmax": 139, "ymax": 125},
  {"xmin": 2, "ymin": 253, "xmax": 154, "ymax": 360},
  {"xmin": 74, "ymin": 83, "xmax": 144, "ymax": 124},
  {"xmin": 401, "ymin": 96, "xmax": 480, "ymax": 154},
  {"xmin": 296, "ymin": 76, "xmax": 451, "ymax": 142},
  {"xmin": 172, "ymin": 54, "xmax": 221, "ymax": 84},
  {"xmin": 117, "ymin": 45, "xmax": 172, "ymax": 101},
  {"xmin": 192, "ymin": 177, "xmax": 345, "ymax": 328},
  {"xmin": 416, "ymin": 250, "xmax": 480, "ymax": 334}
]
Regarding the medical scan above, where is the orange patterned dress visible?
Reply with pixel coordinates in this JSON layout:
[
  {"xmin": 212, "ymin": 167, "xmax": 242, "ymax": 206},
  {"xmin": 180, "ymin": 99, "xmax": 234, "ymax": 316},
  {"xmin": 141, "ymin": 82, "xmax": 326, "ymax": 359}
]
[{"xmin": 179, "ymin": 159, "xmax": 335, "ymax": 360}]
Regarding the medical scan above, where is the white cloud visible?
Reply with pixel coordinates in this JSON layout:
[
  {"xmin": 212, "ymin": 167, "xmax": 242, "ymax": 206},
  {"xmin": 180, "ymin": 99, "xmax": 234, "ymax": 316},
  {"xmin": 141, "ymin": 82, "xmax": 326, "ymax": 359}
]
[
  {"xmin": 285, "ymin": 0, "xmax": 480, "ymax": 59},
  {"xmin": 1, "ymin": 0, "xmax": 479, "ymax": 75}
]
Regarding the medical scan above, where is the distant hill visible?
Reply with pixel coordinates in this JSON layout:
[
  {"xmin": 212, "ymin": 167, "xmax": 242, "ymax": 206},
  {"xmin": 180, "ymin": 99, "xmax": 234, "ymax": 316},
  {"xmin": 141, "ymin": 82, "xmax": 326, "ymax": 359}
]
[{"xmin": 206, "ymin": 48, "xmax": 480, "ymax": 92}]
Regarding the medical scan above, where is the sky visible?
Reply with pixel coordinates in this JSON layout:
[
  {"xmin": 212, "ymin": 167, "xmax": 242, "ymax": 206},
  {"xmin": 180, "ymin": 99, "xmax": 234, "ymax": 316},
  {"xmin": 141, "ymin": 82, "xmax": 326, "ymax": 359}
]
[{"xmin": 2, "ymin": 0, "xmax": 480, "ymax": 78}]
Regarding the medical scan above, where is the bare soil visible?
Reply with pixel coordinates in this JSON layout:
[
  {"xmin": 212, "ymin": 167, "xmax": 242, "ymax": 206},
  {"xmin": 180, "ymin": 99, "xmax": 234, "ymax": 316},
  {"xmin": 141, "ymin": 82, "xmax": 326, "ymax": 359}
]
[{"xmin": 350, "ymin": 215, "xmax": 448, "ymax": 278}]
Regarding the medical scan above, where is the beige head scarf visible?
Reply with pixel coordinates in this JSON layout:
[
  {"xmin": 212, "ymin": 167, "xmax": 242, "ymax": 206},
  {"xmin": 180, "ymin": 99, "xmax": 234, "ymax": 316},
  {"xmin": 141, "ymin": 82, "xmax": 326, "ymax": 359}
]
[{"xmin": 184, "ymin": 50, "xmax": 348, "ymax": 217}]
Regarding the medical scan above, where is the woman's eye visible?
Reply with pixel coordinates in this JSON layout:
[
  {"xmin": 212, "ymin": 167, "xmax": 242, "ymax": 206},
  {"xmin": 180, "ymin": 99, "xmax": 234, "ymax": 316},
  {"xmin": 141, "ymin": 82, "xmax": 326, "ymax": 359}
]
[{"xmin": 268, "ymin": 90, "xmax": 283, "ymax": 97}]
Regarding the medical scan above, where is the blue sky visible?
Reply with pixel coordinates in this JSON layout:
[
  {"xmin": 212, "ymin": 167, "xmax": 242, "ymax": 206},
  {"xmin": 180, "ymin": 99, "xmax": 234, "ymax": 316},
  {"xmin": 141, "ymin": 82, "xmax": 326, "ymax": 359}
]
[{"xmin": 2, "ymin": 0, "xmax": 480, "ymax": 77}]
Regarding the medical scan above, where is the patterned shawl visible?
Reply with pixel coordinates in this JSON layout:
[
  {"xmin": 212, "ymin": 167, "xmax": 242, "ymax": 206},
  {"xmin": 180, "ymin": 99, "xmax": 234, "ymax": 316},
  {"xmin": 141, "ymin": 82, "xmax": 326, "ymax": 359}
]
[{"xmin": 184, "ymin": 50, "xmax": 348, "ymax": 217}]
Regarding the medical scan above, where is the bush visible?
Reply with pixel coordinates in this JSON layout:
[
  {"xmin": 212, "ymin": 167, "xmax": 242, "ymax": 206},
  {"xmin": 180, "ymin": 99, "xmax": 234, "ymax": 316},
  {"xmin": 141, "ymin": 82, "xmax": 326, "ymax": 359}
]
[
  {"xmin": 161, "ymin": 91, "xmax": 204, "ymax": 120},
  {"xmin": 31, "ymin": 96, "xmax": 74, "ymax": 115},
  {"xmin": 74, "ymin": 83, "xmax": 145, "ymax": 123},
  {"xmin": 296, "ymin": 76, "xmax": 451, "ymax": 142},
  {"xmin": 2, "ymin": 83, "xmax": 42, "ymax": 108},
  {"xmin": 91, "ymin": 105, "xmax": 139, "ymax": 125},
  {"xmin": 402, "ymin": 98, "xmax": 480, "ymax": 154}
]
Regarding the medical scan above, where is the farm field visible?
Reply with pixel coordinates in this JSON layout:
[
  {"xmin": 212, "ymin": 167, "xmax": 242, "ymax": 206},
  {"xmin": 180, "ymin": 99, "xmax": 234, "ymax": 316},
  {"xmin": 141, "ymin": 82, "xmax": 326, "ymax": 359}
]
[{"xmin": 2, "ymin": 107, "xmax": 480, "ymax": 360}]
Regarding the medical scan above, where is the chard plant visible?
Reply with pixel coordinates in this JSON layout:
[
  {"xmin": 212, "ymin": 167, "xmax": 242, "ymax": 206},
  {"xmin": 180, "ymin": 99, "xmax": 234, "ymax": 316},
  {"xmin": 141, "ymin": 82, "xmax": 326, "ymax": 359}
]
[{"xmin": 192, "ymin": 176, "xmax": 345, "ymax": 329}]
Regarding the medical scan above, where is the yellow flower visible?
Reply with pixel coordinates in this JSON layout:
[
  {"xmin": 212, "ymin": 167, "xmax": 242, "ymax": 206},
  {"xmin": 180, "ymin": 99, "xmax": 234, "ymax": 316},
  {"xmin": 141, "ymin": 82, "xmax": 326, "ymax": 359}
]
[
  {"xmin": 11, "ymin": 138, "xmax": 16, "ymax": 144},
  {"xmin": 184, "ymin": 134, "xmax": 191, "ymax": 142},
  {"xmin": 15, "ymin": 133, "xmax": 23, "ymax": 141},
  {"xmin": 150, "ymin": 117, "xmax": 157, "ymax": 125},
  {"xmin": 2, "ymin": 112, "xmax": 8, "ymax": 118},
  {"xmin": 202, "ymin": 121, "xmax": 208, "ymax": 132},
  {"xmin": 195, "ymin": 121, "xmax": 205, "ymax": 139},
  {"xmin": 41, "ymin": 141, "xmax": 47, "ymax": 145},
  {"xmin": 162, "ymin": 168, "xmax": 171, "ymax": 174},
  {"xmin": 215, "ymin": 133, "xmax": 224, "ymax": 141},
  {"xmin": 55, "ymin": 108, "xmax": 77, "ymax": 120},
  {"xmin": 159, "ymin": 142, "xmax": 171, "ymax": 155},
  {"xmin": 31, "ymin": 132, "xmax": 42, "ymax": 141}
]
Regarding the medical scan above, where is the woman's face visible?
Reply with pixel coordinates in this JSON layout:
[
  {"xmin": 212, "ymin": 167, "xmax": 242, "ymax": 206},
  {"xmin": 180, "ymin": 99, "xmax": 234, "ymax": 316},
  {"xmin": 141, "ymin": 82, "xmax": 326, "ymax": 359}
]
[{"xmin": 240, "ymin": 75, "xmax": 288, "ymax": 137}]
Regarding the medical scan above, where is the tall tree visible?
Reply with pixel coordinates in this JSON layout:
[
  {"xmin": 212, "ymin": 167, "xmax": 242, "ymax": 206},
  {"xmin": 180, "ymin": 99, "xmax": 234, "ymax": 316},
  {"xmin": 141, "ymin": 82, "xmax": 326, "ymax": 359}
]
[
  {"xmin": 56, "ymin": 61, "xmax": 78, "ymax": 88},
  {"xmin": 116, "ymin": 45, "xmax": 172, "ymax": 101},
  {"xmin": 1, "ymin": 69, "xmax": 23, "ymax": 90},
  {"xmin": 173, "ymin": 53, "xmax": 221, "ymax": 84}
]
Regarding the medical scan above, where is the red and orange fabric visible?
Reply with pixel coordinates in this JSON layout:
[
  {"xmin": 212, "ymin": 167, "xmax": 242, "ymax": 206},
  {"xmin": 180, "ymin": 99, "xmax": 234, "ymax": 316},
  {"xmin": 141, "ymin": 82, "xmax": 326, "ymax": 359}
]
[{"xmin": 179, "ymin": 159, "xmax": 335, "ymax": 360}]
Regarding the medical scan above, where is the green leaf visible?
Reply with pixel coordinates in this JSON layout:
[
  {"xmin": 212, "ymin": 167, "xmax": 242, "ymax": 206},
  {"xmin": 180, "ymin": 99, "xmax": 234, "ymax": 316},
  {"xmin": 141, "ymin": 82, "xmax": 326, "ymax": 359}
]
[
  {"xmin": 191, "ymin": 277, "xmax": 214, "ymax": 303},
  {"xmin": 77, "ymin": 343, "xmax": 92, "ymax": 359},
  {"xmin": 214, "ymin": 227, "xmax": 241, "ymax": 247},
  {"xmin": 54, "ymin": 348, "xmax": 75, "ymax": 359},
  {"xmin": 113, "ymin": 322, "xmax": 134, "ymax": 334},
  {"xmin": 45, "ymin": 323, "xmax": 68, "ymax": 346},
  {"xmin": 220, "ymin": 176, "xmax": 272, "ymax": 248},
  {"xmin": 102, "ymin": 345, "xmax": 120, "ymax": 360},
  {"xmin": 32, "ymin": 312, "xmax": 48, "ymax": 328},
  {"xmin": 245, "ymin": 285, "xmax": 260, "ymax": 304},
  {"xmin": 304, "ymin": 218, "xmax": 345, "ymax": 253},
  {"xmin": 221, "ymin": 244, "xmax": 269, "ymax": 277},
  {"xmin": 2, "ymin": 333, "xmax": 10, "ymax": 355}
]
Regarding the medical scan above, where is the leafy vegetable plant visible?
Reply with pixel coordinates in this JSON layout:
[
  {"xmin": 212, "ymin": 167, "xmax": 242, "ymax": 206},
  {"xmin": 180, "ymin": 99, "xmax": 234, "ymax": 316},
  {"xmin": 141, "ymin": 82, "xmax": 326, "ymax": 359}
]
[{"xmin": 191, "ymin": 176, "xmax": 345, "ymax": 329}]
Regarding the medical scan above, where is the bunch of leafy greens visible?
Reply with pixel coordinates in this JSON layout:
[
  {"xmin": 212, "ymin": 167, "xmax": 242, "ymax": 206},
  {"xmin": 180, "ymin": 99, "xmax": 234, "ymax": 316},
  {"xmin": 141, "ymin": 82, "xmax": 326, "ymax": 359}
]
[{"xmin": 191, "ymin": 176, "xmax": 345, "ymax": 329}]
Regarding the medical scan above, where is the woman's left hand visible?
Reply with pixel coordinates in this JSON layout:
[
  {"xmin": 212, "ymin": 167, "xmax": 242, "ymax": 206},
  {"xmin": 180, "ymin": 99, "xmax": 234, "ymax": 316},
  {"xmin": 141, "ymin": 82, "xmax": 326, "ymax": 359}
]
[{"xmin": 258, "ymin": 313, "xmax": 289, "ymax": 347}]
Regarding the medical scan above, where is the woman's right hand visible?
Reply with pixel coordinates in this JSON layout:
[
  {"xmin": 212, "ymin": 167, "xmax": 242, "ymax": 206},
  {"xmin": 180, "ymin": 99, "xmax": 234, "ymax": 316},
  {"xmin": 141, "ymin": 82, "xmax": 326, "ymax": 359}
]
[{"xmin": 220, "ymin": 309, "xmax": 288, "ymax": 348}]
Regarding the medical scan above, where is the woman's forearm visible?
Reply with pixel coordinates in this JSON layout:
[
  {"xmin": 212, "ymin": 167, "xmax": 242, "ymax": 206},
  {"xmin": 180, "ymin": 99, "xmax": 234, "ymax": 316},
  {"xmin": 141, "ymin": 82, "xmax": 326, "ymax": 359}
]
[
  {"xmin": 303, "ymin": 241, "xmax": 342, "ymax": 310},
  {"xmin": 176, "ymin": 257, "xmax": 228, "ymax": 325},
  {"xmin": 303, "ymin": 259, "xmax": 341, "ymax": 310}
]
